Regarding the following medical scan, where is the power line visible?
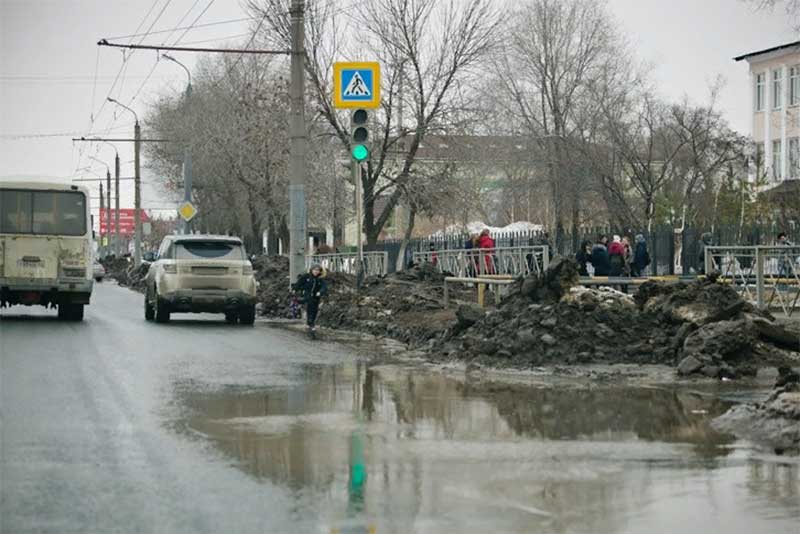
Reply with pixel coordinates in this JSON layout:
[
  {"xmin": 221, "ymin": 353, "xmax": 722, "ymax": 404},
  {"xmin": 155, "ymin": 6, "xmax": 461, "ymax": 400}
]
[
  {"xmin": 100, "ymin": 16, "xmax": 253, "ymax": 41},
  {"xmin": 160, "ymin": 0, "xmax": 203, "ymax": 45},
  {"xmin": 172, "ymin": 0, "xmax": 217, "ymax": 45}
]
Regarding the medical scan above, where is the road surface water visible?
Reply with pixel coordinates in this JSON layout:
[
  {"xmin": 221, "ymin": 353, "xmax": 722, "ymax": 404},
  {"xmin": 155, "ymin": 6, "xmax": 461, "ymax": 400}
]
[{"xmin": 1, "ymin": 283, "xmax": 798, "ymax": 533}]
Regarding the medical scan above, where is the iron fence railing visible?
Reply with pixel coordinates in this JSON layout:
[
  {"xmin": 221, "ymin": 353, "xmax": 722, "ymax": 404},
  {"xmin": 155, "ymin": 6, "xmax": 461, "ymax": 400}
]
[
  {"xmin": 705, "ymin": 245, "xmax": 800, "ymax": 315},
  {"xmin": 413, "ymin": 245, "xmax": 550, "ymax": 278},
  {"xmin": 306, "ymin": 251, "xmax": 389, "ymax": 277}
]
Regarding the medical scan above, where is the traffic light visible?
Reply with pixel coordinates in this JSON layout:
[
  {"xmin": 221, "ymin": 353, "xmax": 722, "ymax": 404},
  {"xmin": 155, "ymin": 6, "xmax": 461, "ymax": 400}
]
[{"xmin": 350, "ymin": 109, "xmax": 369, "ymax": 162}]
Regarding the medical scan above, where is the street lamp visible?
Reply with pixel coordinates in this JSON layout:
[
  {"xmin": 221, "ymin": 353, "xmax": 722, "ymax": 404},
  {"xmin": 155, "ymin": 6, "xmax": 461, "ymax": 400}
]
[
  {"xmin": 89, "ymin": 155, "xmax": 112, "ymax": 258},
  {"xmin": 107, "ymin": 97, "xmax": 142, "ymax": 266},
  {"xmin": 162, "ymin": 53, "xmax": 194, "ymax": 235},
  {"xmin": 99, "ymin": 141, "xmax": 122, "ymax": 256}
]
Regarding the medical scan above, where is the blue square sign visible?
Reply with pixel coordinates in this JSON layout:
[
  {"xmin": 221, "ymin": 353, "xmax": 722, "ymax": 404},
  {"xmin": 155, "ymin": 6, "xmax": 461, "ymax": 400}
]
[{"xmin": 333, "ymin": 62, "xmax": 380, "ymax": 109}]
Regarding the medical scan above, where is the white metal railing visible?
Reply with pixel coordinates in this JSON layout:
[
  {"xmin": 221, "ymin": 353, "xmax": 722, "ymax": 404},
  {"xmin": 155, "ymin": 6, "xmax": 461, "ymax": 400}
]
[
  {"xmin": 306, "ymin": 251, "xmax": 389, "ymax": 277},
  {"xmin": 413, "ymin": 245, "xmax": 550, "ymax": 278},
  {"xmin": 705, "ymin": 245, "xmax": 800, "ymax": 315}
]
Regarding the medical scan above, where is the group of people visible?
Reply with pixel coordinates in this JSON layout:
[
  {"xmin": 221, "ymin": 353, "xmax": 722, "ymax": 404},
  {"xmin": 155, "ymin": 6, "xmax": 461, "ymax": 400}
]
[
  {"xmin": 462, "ymin": 229, "xmax": 497, "ymax": 275},
  {"xmin": 576, "ymin": 234, "xmax": 651, "ymax": 277}
]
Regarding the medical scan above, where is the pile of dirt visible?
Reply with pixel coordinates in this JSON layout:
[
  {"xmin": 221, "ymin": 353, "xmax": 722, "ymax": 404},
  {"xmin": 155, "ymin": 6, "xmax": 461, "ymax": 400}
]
[
  {"xmin": 713, "ymin": 376, "xmax": 800, "ymax": 454},
  {"xmin": 254, "ymin": 257, "xmax": 475, "ymax": 346},
  {"xmin": 431, "ymin": 257, "xmax": 800, "ymax": 377},
  {"xmin": 105, "ymin": 257, "xmax": 149, "ymax": 293}
]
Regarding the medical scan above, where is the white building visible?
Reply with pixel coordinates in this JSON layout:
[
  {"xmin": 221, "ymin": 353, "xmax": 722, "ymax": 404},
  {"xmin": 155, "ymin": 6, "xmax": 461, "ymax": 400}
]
[{"xmin": 735, "ymin": 40, "xmax": 800, "ymax": 182}]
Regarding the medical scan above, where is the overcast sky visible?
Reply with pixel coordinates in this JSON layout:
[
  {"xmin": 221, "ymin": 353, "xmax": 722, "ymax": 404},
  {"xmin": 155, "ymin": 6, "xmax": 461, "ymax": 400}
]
[{"xmin": 1, "ymin": 0, "xmax": 797, "ymax": 213}]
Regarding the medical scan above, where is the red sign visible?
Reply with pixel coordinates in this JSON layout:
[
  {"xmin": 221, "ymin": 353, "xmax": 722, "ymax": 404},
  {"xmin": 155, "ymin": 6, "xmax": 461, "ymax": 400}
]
[{"xmin": 98, "ymin": 209, "xmax": 151, "ymax": 236}]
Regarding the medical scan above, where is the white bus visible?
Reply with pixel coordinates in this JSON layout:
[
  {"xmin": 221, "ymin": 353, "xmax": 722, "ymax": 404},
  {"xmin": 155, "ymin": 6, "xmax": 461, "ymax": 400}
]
[{"xmin": 0, "ymin": 180, "xmax": 94, "ymax": 320}]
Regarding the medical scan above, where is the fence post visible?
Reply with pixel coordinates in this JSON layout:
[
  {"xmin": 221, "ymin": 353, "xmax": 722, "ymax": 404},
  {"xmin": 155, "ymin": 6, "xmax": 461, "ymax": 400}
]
[
  {"xmin": 478, "ymin": 283, "xmax": 486, "ymax": 308},
  {"xmin": 756, "ymin": 246, "xmax": 765, "ymax": 310}
]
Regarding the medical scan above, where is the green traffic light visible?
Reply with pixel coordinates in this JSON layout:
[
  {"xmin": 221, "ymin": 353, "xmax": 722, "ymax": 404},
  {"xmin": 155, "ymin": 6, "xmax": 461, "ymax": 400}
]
[{"xmin": 352, "ymin": 144, "xmax": 369, "ymax": 161}]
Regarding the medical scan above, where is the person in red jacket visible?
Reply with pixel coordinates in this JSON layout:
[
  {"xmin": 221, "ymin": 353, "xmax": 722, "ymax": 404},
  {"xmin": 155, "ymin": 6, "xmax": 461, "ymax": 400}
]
[
  {"xmin": 608, "ymin": 234, "xmax": 625, "ymax": 276},
  {"xmin": 476, "ymin": 229, "xmax": 496, "ymax": 274}
]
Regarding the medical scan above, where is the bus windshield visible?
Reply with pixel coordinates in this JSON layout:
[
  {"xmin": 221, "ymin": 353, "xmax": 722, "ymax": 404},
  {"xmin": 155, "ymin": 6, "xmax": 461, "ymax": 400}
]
[{"xmin": 0, "ymin": 189, "xmax": 87, "ymax": 236}]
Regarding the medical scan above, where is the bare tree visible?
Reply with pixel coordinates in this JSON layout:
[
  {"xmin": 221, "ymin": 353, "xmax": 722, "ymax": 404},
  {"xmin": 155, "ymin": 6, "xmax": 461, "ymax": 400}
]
[
  {"xmin": 498, "ymin": 0, "xmax": 632, "ymax": 245},
  {"xmin": 247, "ymin": 0, "xmax": 502, "ymax": 245},
  {"xmin": 743, "ymin": 0, "xmax": 800, "ymax": 31}
]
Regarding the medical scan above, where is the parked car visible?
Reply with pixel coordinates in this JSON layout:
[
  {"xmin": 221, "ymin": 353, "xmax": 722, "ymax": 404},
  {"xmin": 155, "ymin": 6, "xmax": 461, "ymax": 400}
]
[
  {"xmin": 144, "ymin": 235, "xmax": 258, "ymax": 324},
  {"xmin": 92, "ymin": 260, "xmax": 106, "ymax": 282}
]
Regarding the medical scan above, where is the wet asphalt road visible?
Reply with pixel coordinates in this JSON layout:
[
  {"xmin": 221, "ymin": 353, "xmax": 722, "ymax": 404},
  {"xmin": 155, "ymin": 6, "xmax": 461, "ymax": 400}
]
[{"xmin": 2, "ymin": 282, "xmax": 799, "ymax": 534}]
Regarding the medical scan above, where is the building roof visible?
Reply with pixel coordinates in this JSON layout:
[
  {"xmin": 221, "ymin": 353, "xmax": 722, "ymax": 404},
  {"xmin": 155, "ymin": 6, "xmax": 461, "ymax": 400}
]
[{"xmin": 734, "ymin": 40, "xmax": 800, "ymax": 62}]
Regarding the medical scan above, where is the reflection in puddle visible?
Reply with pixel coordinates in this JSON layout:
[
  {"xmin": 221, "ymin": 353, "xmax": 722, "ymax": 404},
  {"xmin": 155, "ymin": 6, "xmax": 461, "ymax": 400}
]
[{"xmin": 173, "ymin": 363, "xmax": 799, "ymax": 533}]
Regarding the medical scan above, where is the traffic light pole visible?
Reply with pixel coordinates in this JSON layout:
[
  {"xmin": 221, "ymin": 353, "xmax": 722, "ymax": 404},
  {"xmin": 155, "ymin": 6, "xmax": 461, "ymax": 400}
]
[
  {"xmin": 99, "ymin": 182, "xmax": 105, "ymax": 257},
  {"xmin": 288, "ymin": 0, "xmax": 307, "ymax": 285},
  {"xmin": 354, "ymin": 160, "xmax": 364, "ymax": 286}
]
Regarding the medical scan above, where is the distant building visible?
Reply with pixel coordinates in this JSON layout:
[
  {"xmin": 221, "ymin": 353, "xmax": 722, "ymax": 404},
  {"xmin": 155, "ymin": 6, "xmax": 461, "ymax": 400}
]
[{"xmin": 735, "ymin": 40, "xmax": 800, "ymax": 182}]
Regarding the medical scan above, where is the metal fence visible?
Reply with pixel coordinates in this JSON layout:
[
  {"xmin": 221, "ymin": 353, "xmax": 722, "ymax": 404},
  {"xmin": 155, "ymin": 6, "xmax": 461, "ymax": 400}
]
[
  {"xmin": 413, "ymin": 245, "xmax": 550, "ymax": 278},
  {"xmin": 306, "ymin": 251, "xmax": 389, "ymax": 277},
  {"xmin": 705, "ymin": 245, "xmax": 800, "ymax": 315}
]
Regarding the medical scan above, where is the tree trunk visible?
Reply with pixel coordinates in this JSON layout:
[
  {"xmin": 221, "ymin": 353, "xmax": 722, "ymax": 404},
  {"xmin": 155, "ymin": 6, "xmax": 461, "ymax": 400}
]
[{"xmin": 396, "ymin": 204, "xmax": 418, "ymax": 272}]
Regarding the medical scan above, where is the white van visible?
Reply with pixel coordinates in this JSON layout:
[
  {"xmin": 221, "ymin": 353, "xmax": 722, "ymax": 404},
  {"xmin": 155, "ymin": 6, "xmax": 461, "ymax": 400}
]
[{"xmin": 0, "ymin": 181, "xmax": 93, "ymax": 320}]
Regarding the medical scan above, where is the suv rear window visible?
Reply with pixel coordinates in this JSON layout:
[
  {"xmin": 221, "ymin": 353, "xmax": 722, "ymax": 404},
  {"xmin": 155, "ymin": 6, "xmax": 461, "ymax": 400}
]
[{"xmin": 176, "ymin": 241, "xmax": 244, "ymax": 260}]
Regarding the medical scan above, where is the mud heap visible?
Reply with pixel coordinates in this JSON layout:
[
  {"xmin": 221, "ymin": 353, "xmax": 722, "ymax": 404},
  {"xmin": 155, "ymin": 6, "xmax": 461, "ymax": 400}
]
[
  {"xmin": 433, "ymin": 257, "xmax": 800, "ymax": 377},
  {"xmin": 104, "ymin": 257, "xmax": 149, "ymax": 293},
  {"xmin": 254, "ymin": 258, "xmax": 474, "ymax": 345}
]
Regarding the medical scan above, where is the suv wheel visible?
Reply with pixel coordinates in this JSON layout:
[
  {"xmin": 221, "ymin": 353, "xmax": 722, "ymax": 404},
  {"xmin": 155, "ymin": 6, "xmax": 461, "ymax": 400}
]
[
  {"xmin": 144, "ymin": 293, "xmax": 155, "ymax": 321},
  {"xmin": 155, "ymin": 297, "xmax": 171, "ymax": 323},
  {"xmin": 239, "ymin": 304, "xmax": 256, "ymax": 326},
  {"xmin": 225, "ymin": 311, "xmax": 238, "ymax": 324}
]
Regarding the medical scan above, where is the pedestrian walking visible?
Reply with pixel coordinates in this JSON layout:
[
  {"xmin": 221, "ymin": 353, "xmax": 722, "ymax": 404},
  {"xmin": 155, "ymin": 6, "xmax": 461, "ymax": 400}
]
[
  {"xmin": 591, "ymin": 235, "xmax": 611, "ymax": 276},
  {"xmin": 621, "ymin": 236, "xmax": 633, "ymax": 276},
  {"xmin": 608, "ymin": 235, "xmax": 625, "ymax": 276},
  {"xmin": 776, "ymin": 232, "xmax": 795, "ymax": 279},
  {"xmin": 697, "ymin": 232, "xmax": 713, "ymax": 274},
  {"xmin": 632, "ymin": 234, "xmax": 651, "ymax": 277},
  {"xmin": 477, "ymin": 229, "xmax": 496, "ymax": 275},
  {"xmin": 292, "ymin": 264, "xmax": 328, "ymax": 336},
  {"xmin": 575, "ymin": 240, "xmax": 592, "ymax": 276}
]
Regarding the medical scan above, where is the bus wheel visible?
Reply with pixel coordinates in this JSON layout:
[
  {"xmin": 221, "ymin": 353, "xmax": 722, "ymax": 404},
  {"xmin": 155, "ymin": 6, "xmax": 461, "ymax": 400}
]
[{"xmin": 58, "ymin": 303, "xmax": 84, "ymax": 321}]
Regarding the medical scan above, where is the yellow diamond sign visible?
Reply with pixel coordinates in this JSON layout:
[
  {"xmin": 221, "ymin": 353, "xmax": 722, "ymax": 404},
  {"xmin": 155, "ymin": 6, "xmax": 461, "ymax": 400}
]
[{"xmin": 178, "ymin": 201, "xmax": 198, "ymax": 222}]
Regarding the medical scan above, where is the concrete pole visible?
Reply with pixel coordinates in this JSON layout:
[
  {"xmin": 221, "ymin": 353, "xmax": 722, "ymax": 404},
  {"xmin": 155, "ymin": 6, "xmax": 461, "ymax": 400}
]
[
  {"xmin": 114, "ymin": 153, "xmax": 121, "ymax": 256},
  {"xmin": 99, "ymin": 182, "xmax": 105, "ymax": 257},
  {"xmin": 355, "ymin": 161, "xmax": 364, "ymax": 285},
  {"xmin": 288, "ymin": 0, "xmax": 307, "ymax": 285},
  {"xmin": 183, "ymin": 82, "xmax": 193, "ymax": 234},
  {"xmin": 134, "ymin": 121, "xmax": 142, "ymax": 266},
  {"xmin": 105, "ymin": 169, "xmax": 111, "ymax": 257}
]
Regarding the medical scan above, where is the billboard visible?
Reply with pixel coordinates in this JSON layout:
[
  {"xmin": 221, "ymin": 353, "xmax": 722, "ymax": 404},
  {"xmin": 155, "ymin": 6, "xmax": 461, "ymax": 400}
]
[{"xmin": 98, "ymin": 209, "xmax": 151, "ymax": 236}]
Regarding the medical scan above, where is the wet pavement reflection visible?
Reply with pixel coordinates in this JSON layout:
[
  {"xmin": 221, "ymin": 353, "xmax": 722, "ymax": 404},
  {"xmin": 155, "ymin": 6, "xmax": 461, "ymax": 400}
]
[{"xmin": 173, "ymin": 363, "xmax": 799, "ymax": 534}]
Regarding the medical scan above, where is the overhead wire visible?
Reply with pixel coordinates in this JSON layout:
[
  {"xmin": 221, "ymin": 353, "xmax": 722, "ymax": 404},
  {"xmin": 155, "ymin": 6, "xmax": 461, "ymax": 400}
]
[
  {"xmin": 172, "ymin": 0, "xmax": 217, "ymax": 45},
  {"xmin": 159, "ymin": 0, "xmax": 204, "ymax": 45}
]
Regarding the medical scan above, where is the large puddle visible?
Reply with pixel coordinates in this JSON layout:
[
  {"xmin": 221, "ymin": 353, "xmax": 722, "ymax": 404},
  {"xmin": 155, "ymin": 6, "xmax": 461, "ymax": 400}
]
[{"xmin": 173, "ymin": 362, "xmax": 799, "ymax": 533}]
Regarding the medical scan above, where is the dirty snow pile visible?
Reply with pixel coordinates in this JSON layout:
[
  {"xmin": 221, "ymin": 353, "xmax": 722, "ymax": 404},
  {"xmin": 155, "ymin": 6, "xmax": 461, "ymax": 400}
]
[
  {"xmin": 105, "ymin": 257, "xmax": 148, "ymax": 293},
  {"xmin": 713, "ymin": 374, "xmax": 800, "ymax": 454},
  {"xmin": 432, "ymin": 257, "xmax": 800, "ymax": 376}
]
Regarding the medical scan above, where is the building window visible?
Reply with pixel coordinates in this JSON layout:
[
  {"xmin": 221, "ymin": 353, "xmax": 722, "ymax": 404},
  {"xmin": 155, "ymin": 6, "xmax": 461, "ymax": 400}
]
[
  {"xmin": 791, "ymin": 66, "xmax": 800, "ymax": 106},
  {"xmin": 755, "ymin": 72, "xmax": 765, "ymax": 111},
  {"xmin": 790, "ymin": 137, "xmax": 800, "ymax": 179},
  {"xmin": 772, "ymin": 69, "xmax": 783, "ymax": 109},
  {"xmin": 773, "ymin": 139, "xmax": 783, "ymax": 180}
]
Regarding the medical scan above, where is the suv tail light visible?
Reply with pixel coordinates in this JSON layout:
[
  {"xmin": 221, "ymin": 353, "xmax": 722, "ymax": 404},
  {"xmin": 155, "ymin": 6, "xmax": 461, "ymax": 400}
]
[
  {"xmin": 163, "ymin": 264, "xmax": 178, "ymax": 274},
  {"xmin": 243, "ymin": 264, "xmax": 254, "ymax": 275}
]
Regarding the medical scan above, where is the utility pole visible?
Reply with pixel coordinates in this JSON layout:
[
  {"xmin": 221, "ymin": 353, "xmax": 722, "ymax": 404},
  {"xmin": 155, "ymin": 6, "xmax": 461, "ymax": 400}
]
[
  {"xmin": 288, "ymin": 0, "xmax": 307, "ymax": 284},
  {"xmin": 354, "ymin": 161, "xmax": 364, "ymax": 284},
  {"xmin": 106, "ymin": 98, "xmax": 141, "ymax": 265},
  {"xmin": 105, "ymin": 168, "xmax": 111, "ymax": 256},
  {"xmin": 99, "ymin": 182, "xmax": 105, "ymax": 257},
  {"xmin": 163, "ymin": 53, "xmax": 193, "ymax": 235},
  {"xmin": 134, "ymin": 120, "xmax": 142, "ymax": 265},
  {"xmin": 114, "ymin": 151, "xmax": 121, "ymax": 256}
]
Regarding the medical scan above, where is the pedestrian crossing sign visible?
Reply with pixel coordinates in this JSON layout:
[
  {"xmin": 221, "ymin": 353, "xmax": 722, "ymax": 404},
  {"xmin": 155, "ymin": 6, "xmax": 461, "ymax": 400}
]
[{"xmin": 333, "ymin": 62, "xmax": 380, "ymax": 109}]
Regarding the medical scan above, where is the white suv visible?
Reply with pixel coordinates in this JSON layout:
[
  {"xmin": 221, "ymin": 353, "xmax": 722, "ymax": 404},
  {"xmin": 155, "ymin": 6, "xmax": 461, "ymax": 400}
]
[{"xmin": 144, "ymin": 235, "xmax": 258, "ymax": 324}]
